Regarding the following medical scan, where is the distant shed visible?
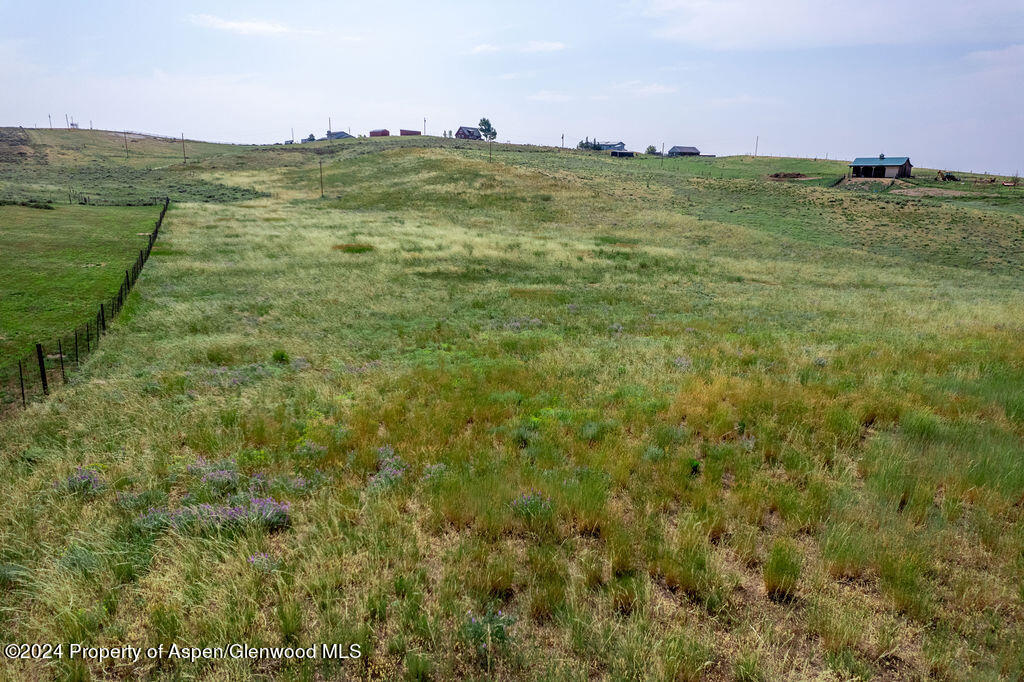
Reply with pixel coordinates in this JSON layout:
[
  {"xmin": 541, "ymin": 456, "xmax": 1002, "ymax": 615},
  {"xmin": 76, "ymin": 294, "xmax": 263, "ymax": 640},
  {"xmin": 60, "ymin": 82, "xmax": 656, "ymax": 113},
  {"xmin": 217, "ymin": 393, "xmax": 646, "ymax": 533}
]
[
  {"xmin": 610, "ymin": 150, "xmax": 634, "ymax": 158},
  {"xmin": 326, "ymin": 130, "xmax": 353, "ymax": 140},
  {"xmin": 455, "ymin": 126, "xmax": 482, "ymax": 140},
  {"xmin": 849, "ymin": 154, "xmax": 912, "ymax": 178},
  {"xmin": 369, "ymin": 129, "xmax": 390, "ymax": 137},
  {"xmin": 399, "ymin": 129, "xmax": 421, "ymax": 136},
  {"xmin": 667, "ymin": 145, "xmax": 700, "ymax": 157}
]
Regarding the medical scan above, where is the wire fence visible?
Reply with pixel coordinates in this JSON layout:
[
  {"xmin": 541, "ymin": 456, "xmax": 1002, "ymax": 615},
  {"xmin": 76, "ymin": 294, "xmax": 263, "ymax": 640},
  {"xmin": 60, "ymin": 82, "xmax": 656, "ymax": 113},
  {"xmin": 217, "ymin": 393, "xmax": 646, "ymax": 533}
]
[{"xmin": 0, "ymin": 198, "xmax": 169, "ymax": 414}]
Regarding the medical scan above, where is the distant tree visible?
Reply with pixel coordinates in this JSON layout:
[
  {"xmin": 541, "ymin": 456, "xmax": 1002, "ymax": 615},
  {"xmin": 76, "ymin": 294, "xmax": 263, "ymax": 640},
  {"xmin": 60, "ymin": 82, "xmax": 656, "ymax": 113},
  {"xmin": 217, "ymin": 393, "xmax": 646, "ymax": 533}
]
[
  {"xmin": 645, "ymin": 145, "xmax": 658, "ymax": 155},
  {"xmin": 478, "ymin": 117, "xmax": 497, "ymax": 141},
  {"xmin": 577, "ymin": 137, "xmax": 600, "ymax": 151},
  {"xmin": 305, "ymin": 133, "xmax": 315, "ymax": 142}
]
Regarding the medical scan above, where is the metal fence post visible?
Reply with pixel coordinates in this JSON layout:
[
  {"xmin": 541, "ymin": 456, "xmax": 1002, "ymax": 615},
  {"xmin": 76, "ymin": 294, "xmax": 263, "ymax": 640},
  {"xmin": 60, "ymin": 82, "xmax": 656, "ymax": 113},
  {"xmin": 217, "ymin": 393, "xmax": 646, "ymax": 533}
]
[
  {"xmin": 36, "ymin": 343, "xmax": 48, "ymax": 396},
  {"xmin": 74, "ymin": 329, "xmax": 79, "ymax": 365},
  {"xmin": 57, "ymin": 339, "xmax": 67, "ymax": 383},
  {"xmin": 100, "ymin": 304, "xmax": 106, "ymax": 332},
  {"xmin": 18, "ymin": 360, "xmax": 25, "ymax": 408}
]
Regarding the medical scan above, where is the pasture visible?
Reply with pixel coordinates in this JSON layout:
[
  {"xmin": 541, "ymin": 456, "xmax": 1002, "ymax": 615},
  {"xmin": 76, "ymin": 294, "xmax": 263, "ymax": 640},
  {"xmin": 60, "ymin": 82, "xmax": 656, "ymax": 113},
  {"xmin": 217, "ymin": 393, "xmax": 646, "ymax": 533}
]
[{"xmin": 0, "ymin": 130, "xmax": 1022, "ymax": 680}]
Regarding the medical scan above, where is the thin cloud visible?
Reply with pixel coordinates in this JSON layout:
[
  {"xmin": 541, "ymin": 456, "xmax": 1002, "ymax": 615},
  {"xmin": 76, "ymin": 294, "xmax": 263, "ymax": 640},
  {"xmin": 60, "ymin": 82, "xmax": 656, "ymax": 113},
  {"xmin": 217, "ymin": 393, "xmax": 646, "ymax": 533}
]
[
  {"xmin": 521, "ymin": 40, "xmax": 566, "ymax": 53},
  {"xmin": 616, "ymin": 80, "xmax": 677, "ymax": 96},
  {"xmin": 527, "ymin": 90, "xmax": 572, "ymax": 102},
  {"xmin": 188, "ymin": 14, "xmax": 323, "ymax": 37},
  {"xmin": 471, "ymin": 41, "xmax": 566, "ymax": 54},
  {"xmin": 643, "ymin": 0, "xmax": 1024, "ymax": 50},
  {"xmin": 499, "ymin": 71, "xmax": 535, "ymax": 80}
]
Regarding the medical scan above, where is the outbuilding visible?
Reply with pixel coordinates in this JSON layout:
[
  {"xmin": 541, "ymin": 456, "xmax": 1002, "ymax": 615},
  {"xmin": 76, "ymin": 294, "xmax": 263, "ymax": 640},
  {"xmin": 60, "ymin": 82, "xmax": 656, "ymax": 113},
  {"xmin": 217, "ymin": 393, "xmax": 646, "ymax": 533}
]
[
  {"xmin": 326, "ymin": 130, "xmax": 353, "ymax": 140},
  {"xmin": 610, "ymin": 150, "xmax": 634, "ymax": 158},
  {"xmin": 667, "ymin": 145, "xmax": 700, "ymax": 157},
  {"xmin": 369, "ymin": 129, "xmax": 390, "ymax": 137},
  {"xmin": 596, "ymin": 141, "xmax": 626, "ymax": 151},
  {"xmin": 399, "ymin": 129, "xmax": 421, "ymax": 136},
  {"xmin": 455, "ymin": 126, "xmax": 482, "ymax": 140},
  {"xmin": 849, "ymin": 154, "xmax": 912, "ymax": 178}
]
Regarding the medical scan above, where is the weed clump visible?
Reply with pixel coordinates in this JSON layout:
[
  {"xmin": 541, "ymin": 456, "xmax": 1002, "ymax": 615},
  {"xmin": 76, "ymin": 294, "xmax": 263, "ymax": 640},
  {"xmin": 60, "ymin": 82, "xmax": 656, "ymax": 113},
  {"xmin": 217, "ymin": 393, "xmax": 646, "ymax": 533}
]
[
  {"xmin": 367, "ymin": 445, "xmax": 406, "ymax": 493},
  {"xmin": 134, "ymin": 496, "xmax": 291, "ymax": 535},
  {"xmin": 57, "ymin": 467, "xmax": 105, "ymax": 497},
  {"xmin": 764, "ymin": 539, "xmax": 802, "ymax": 601},
  {"xmin": 333, "ymin": 243, "xmax": 374, "ymax": 253},
  {"xmin": 461, "ymin": 609, "xmax": 515, "ymax": 666}
]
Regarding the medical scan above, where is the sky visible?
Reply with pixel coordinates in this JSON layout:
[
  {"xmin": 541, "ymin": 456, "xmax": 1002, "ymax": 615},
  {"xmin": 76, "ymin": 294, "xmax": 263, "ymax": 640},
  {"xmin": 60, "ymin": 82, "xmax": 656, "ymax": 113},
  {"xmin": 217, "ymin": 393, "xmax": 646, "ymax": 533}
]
[{"xmin": 1, "ymin": 0, "xmax": 1022, "ymax": 174}]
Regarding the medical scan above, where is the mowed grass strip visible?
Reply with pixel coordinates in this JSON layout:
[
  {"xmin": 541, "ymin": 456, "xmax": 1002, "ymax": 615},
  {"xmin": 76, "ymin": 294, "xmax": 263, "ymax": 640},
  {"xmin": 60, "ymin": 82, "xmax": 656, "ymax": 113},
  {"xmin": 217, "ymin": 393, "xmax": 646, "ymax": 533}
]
[
  {"xmin": 0, "ymin": 142, "xmax": 1022, "ymax": 680},
  {"xmin": 0, "ymin": 203, "xmax": 160, "ymax": 360}
]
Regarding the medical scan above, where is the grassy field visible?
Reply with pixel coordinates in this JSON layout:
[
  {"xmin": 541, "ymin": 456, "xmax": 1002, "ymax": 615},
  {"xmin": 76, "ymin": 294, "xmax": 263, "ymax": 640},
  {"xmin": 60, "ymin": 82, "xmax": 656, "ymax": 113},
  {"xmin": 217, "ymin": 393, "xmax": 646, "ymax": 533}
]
[
  {"xmin": 0, "ymin": 204, "xmax": 161, "ymax": 362},
  {"xmin": 1, "ymin": 134, "xmax": 1023, "ymax": 680}
]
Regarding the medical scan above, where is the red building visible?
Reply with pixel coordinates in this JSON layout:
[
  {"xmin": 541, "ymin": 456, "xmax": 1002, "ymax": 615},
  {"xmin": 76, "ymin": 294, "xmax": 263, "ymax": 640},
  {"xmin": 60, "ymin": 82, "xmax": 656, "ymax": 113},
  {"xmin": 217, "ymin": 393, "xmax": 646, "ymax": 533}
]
[
  {"xmin": 455, "ymin": 126, "xmax": 482, "ymax": 140},
  {"xmin": 369, "ymin": 129, "xmax": 389, "ymax": 137},
  {"xmin": 399, "ymin": 129, "xmax": 421, "ymax": 136}
]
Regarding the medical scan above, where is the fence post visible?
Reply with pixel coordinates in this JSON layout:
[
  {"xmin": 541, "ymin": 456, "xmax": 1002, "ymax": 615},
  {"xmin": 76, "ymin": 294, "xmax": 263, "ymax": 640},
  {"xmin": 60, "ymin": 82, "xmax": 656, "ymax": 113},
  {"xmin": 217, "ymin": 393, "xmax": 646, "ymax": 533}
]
[
  {"xmin": 86, "ymin": 323, "xmax": 91, "ymax": 353},
  {"xmin": 74, "ymin": 329, "xmax": 79, "ymax": 365},
  {"xmin": 100, "ymin": 304, "xmax": 106, "ymax": 332},
  {"xmin": 58, "ymin": 339, "xmax": 67, "ymax": 383},
  {"xmin": 18, "ymin": 360, "xmax": 25, "ymax": 408},
  {"xmin": 36, "ymin": 343, "xmax": 48, "ymax": 396}
]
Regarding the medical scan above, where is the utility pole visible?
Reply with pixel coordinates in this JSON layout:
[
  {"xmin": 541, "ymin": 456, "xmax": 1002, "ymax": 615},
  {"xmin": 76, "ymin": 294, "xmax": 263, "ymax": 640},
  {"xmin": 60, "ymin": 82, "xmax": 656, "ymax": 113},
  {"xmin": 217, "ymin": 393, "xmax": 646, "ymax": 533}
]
[
  {"xmin": 661, "ymin": 142, "xmax": 665, "ymax": 167},
  {"xmin": 181, "ymin": 133, "xmax": 187, "ymax": 164},
  {"xmin": 65, "ymin": 113, "xmax": 69, "ymax": 129},
  {"xmin": 291, "ymin": 127, "xmax": 294, "ymax": 142},
  {"xmin": 561, "ymin": 133, "xmax": 564, "ymax": 148},
  {"xmin": 48, "ymin": 114, "xmax": 52, "ymax": 128},
  {"xmin": 328, "ymin": 117, "xmax": 331, "ymax": 133},
  {"xmin": 754, "ymin": 136, "xmax": 759, "ymax": 157},
  {"xmin": 319, "ymin": 158, "xmax": 324, "ymax": 197},
  {"xmin": 423, "ymin": 117, "xmax": 426, "ymax": 134}
]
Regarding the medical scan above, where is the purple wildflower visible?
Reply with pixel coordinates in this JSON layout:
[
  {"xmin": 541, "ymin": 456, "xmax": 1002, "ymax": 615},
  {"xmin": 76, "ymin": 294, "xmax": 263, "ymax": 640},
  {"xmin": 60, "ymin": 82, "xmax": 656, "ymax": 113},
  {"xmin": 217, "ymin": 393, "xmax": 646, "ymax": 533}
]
[{"xmin": 60, "ymin": 467, "xmax": 104, "ymax": 497}]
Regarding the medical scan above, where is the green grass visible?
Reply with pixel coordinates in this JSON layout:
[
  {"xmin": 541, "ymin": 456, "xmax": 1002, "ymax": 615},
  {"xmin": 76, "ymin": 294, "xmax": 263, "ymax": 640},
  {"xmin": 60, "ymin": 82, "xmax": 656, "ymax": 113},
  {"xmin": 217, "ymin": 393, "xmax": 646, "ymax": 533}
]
[
  {"xmin": 0, "ymin": 137, "xmax": 1023, "ymax": 679},
  {"xmin": 0, "ymin": 203, "xmax": 160, "ymax": 360}
]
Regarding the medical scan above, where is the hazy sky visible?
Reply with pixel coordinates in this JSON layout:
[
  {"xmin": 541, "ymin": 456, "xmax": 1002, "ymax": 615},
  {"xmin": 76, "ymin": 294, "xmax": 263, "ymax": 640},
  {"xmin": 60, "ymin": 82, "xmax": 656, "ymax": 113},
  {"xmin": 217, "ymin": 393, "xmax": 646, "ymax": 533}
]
[{"xmin": 2, "ymin": 0, "xmax": 1022, "ymax": 173}]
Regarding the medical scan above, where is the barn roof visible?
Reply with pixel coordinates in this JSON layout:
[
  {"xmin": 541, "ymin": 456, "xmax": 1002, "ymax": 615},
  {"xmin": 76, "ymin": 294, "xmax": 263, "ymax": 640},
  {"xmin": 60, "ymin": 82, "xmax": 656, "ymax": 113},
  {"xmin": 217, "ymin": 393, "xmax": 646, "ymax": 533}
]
[
  {"xmin": 850, "ymin": 155, "xmax": 911, "ymax": 167},
  {"xmin": 669, "ymin": 145, "xmax": 699, "ymax": 154},
  {"xmin": 458, "ymin": 126, "xmax": 480, "ymax": 133}
]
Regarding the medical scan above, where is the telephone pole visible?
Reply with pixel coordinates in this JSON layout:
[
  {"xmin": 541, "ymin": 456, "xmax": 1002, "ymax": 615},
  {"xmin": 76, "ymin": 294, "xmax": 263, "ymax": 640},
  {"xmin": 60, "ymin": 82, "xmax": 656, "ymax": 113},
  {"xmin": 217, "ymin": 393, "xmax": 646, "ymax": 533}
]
[
  {"xmin": 48, "ymin": 114, "xmax": 52, "ymax": 128},
  {"xmin": 65, "ymin": 113, "xmax": 69, "ymax": 129},
  {"xmin": 561, "ymin": 133, "xmax": 564, "ymax": 148},
  {"xmin": 661, "ymin": 142, "xmax": 665, "ymax": 167},
  {"xmin": 423, "ymin": 117, "xmax": 426, "ymax": 134},
  {"xmin": 181, "ymin": 133, "xmax": 187, "ymax": 164},
  {"xmin": 754, "ymin": 136, "xmax": 759, "ymax": 157}
]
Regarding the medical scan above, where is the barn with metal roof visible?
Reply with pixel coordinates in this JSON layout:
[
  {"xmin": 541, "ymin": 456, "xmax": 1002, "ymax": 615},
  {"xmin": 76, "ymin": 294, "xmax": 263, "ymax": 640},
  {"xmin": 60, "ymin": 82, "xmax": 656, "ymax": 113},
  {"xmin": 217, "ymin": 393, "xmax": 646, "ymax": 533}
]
[
  {"xmin": 667, "ymin": 145, "xmax": 700, "ymax": 157},
  {"xmin": 849, "ymin": 154, "xmax": 912, "ymax": 178}
]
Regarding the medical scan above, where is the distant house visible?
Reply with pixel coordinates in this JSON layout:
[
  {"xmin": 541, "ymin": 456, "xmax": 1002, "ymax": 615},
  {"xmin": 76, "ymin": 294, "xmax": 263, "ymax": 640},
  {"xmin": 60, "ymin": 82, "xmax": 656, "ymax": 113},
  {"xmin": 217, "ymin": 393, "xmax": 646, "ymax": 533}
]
[
  {"xmin": 369, "ymin": 129, "xmax": 390, "ymax": 137},
  {"xmin": 455, "ymin": 126, "xmax": 482, "ymax": 140},
  {"xmin": 849, "ymin": 154, "xmax": 912, "ymax": 178},
  {"xmin": 284, "ymin": 140, "xmax": 294, "ymax": 145},
  {"xmin": 596, "ymin": 141, "xmax": 626, "ymax": 151},
  {"xmin": 667, "ymin": 145, "xmax": 700, "ymax": 157},
  {"xmin": 399, "ymin": 129, "xmax": 421, "ymax": 136},
  {"xmin": 326, "ymin": 130, "xmax": 353, "ymax": 140},
  {"xmin": 610, "ymin": 150, "xmax": 634, "ymax": 158}
]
